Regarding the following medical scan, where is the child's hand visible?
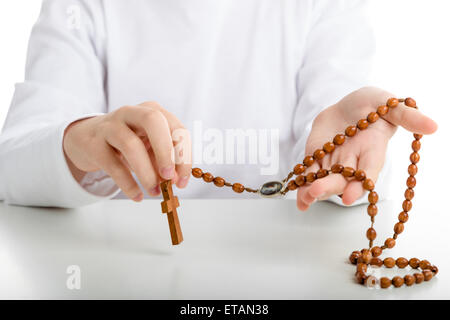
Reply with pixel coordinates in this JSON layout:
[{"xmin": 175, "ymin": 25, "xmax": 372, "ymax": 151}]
[
  {"xmin": 63, "ymin": 101, "xmax": 192, "ymax": 201},
  {"xmin": 297, "ymin": 87, "xmax": 438, "ymax": 211}
]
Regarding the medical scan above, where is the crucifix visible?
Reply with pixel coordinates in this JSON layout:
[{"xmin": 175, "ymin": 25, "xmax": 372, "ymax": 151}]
[{"xmin": 160, "ymin": 180, "xmax": 183, "ymax": 245}]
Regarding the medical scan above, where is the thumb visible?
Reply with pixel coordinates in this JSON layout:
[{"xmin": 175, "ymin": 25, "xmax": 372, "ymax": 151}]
[{"xmin": 382, "ymin": 100, "xmax": 438, "ymax": 135}]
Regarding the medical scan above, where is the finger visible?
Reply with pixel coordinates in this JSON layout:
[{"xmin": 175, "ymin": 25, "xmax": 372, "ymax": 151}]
[
  {"xmin": 296, "ymin": 161, "xmax": 320, "ymax": 211},
  {"xmin": 105, "ymin": 124, "xmax": 160, "ymax": 196},
  {"xmin": 96, "ymin": 143, "xmax": 143, "ymax": 201},
  {"xmin": 382, "ymin": 103, "xmax": 438, "ymax": 135},
  {"xmin": 172, "ymin": 127, "xmax": 192, "ymax": 188}
]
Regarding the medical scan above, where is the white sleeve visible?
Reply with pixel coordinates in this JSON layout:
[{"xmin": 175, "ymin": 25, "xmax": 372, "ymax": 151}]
[
  {"xmin": 0, "ymin": 0, "xmax": 119, "ymax": 208},
  {"xmin": 291, "ymin": 0, "xmax": 392, "ymax": 205}
]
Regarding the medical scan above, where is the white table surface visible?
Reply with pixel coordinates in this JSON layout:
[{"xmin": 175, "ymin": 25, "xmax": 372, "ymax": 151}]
[{"xmin": 0, "ymin": 197, "xmax": 448, "ymax": 299}]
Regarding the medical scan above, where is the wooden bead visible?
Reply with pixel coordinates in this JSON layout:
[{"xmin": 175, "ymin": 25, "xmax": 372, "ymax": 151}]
[
  {"xmin": 323, "ymin": 142, "xmax": 335, "ymax": 153},
  {"xmin": 405, "ymin": 97, "xmax": 417, "ymax": 108},
  {"xmin": 232, "ymin": 183, "xmax": 244, "ymax": 193},
  {"xmin": 342, "ymin": 167, "xmax": 355, "ymax": 177},
  {"xmin": 295, "ymin": 175, "xmax": 306, "ymax": 187},
  {"xmin": 293, "ymin": 164, "xmax": 306, "ymax": 175},
  {"xmin": 394, "ymin": 222, "xmax": 405, "ymax": 234},
  {"xmin": 392, "ymin": 276, "xmax": 404, "ymax": 288},
  {"xmin": 398, "ymin": 211, "xmax": 409, "ymax": 223},
  {"xmin": 419, "ymin": 260, "xmax": 431, "ymax": 270},
  {"xmin": 414, "ymin": 273, "xmax": 424, "ymax": 284},
  {"xmin": 287, "ymin": 180, "xmax": 297, "ymax": 191},
  {"xmin": 409, "ymin": 258, "xmax": 420, "ymax": 269},
  {"xmin": 213, "ymin": 177, "xmax": 225, "ymax": 187},
  {"xmin": 354, "ymin": 170, "xmax": 366, "ymax": 181},
  {"xmin": 387, "ymin": 98, "xmax": 399, "ymax": 108},
  {"xmin": 406, "ymin": 176, "xmax": 416, "ymax": 188},
  {"xmin": 414, "ymin": 133, "xmax": 423, "ymax": 140},
  {"xmin": 333, "ymin": 134, "xmax": 346, "ymax": 145},
  {"xmin": 383, "ymin": 257, "xmax": 395, "ymax": 268},
  {"xmin": 370, "ymin": 257, "xmax": 383, "ymax": 267},
  {"xmin": 368, "ymin": 191, "xmax": 378, "ymax": 204},
  {"xmin": 357, "ymin": 263, "xmax": 368, "ymax": 273},
  {"xmin": 202, "ymin": 172, "xmax": 214, "ymax": 183},
  {"xmin": 385, "ymin": 238, "xmax": 396, "ymax": 249},
  {"xmin": 404, "ymin": 274, "xmax": 415, "ymax": 286},
  {"xmin": 313, "ymin": 149, "xmax": 325, "ymax": 160},
  {"xmin": 363, "ymin": 179, "xmax": 375, "ymax": 191},
  {"xmin": 192, "ymin": 167, "xmax": 203, "ymax": 178},
  {"xmin": 412, "ymin": 140, "xmax": 421, "ymax": 151},
  {"xmin": 371, "ymin": 246, "xmax": 382, "ymax": 257},
  {"xmin": 367, "ymin": 204, "xmax": 378, "ymax": 217},
  {"xmin": 404, "ymin": 188, "xmax": 414, "ymax": 200},
  {"xmin": 408, "ymin": 164, "xmax": 418, "ymax": 176},
  {"xmin": 349, "ymin": 251, "xmax": 361, "ymax": 265},
  {"xmin": 355, "ymin": 271, "xmax": 367, "ymax": 284},
  {"xmin": 367, "ymin": 112, "xmax": 379, "ymax": 123},
  {"xmin": 331, "ymin": 164, "xmax": 344, "ymax": 173},
  {"xmin": 396, "ymin": 257, "xmax": 409, "ymax": 268},
  {"xmin": 423, "ymin": 270, "xmax": 433, "ymax": 281},
  {"xmin": 377, "ymin": 105, "xmax": 389, "ymax": 116},
  {"xmin": 366, "ymin": 228, "xmax": 377, "ymax": 241},
  {"xmin": 303, "ymin": 156, "xmax": 315, "ymax": 167},
  {"xmin": 410, "ymin": 152, "xmax": 420, "ymax": 164},
  {"xmin": 361, "ymin": 249, "xmax": 372, "ymax": 264},
  {"xmin": 345, "ymin": 125, "xmax": 357, "ymax": 137},
  {"xmin": 402, "ymin": 200, "xmax": 412, "ymax": 212},
  {"xmin": 316, "ymin": 169, "xmax": 329, "ymax": 179},
  {"xmin": 357, "ymin": 119, "xmax": 369, "ymax": 130},
  {"xmin": 380, "ymin": 277, "xmax": 392, "ymax": 288},
  {"xmin": 431, "ymin": 266, "xmax": 439, "ymax": 274},
  {"xmin": 306, "ymin": 172, "xmax": 317, "ymax": 183}
]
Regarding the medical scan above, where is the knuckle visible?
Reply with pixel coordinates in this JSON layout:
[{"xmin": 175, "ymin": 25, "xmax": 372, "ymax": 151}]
[
  {"xmin": 142, "ymin": 108, "xmax": 164, "ymax": 123},
  {"xmin": 141, "ymin": 101, "xmax": 162, "ymax": 110}
]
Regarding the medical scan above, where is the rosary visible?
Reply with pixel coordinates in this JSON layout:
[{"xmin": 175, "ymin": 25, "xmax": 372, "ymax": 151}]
[{"xmin": 160, "ymin": 97, "xmax": 437, "ymax": 289}]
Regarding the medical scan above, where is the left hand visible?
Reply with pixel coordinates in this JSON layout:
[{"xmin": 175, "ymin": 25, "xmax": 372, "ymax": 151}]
[{"xmin": 297, "ymin": 87, "xmax": 438, "ymax": 211}]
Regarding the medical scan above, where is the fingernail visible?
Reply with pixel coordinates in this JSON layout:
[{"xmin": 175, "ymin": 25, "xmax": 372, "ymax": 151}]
[
  {"xmin": 149, "ymin": 185, "xmax": 160, "ymax": 196},
  {"xmin": 160, "ymin": 166, "xmax": 175, "ymax": 180},
  {"xmin": 178, "ymin": 176, "xmax": 190, "ymax": 188},
  {"xmin": 133, "ymin": 193, "xmax": 143, "ymax": 202}
]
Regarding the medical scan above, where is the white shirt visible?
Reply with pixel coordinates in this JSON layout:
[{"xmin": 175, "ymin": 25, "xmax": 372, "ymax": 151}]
[{"xmin": 0, "ymin": 0, "xmax": 390, "ymax": 208}]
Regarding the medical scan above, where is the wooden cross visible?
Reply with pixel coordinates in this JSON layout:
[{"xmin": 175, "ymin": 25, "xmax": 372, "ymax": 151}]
[{"xmin": 160, "ymin": 180, "xmax": 183, "ymax": 245}]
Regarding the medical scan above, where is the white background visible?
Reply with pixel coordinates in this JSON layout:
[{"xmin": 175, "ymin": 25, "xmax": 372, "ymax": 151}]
[{"xmin": 0, "ymin": 0, "xmax": 449, "ymax": 203}]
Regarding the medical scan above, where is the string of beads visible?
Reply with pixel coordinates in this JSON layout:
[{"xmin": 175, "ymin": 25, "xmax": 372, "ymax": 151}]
[{"xmin": 190, "ymin": 97, "xmax": 437, "ymax": 288}]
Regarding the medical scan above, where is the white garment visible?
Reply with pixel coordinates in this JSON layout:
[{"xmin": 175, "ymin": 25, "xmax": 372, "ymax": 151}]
[{"xmin": 0, "ymin": 0, "xmax": 389, "ymax": 208}]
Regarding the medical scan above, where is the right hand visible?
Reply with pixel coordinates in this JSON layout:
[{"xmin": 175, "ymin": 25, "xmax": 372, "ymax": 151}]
[{"xmin": 63, "ymin": 101, "xmax": 192, "ymax": 201}]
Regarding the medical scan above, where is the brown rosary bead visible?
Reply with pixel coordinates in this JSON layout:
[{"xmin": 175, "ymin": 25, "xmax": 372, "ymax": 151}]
[
  {"xmin": 396, "ymin": 257, "xmax": 409, "ymax": 268},
  {"xmin": 404, "ymin": 188, "xmax": 414, "ymax": 200},
  {"xmin": 355, "ymin": 271, "xmax": 367, "ymax": 284},
  {"xmin": 213, "ymin": 177, "xmax": 225, "ymax": 187},
  {"xmin": 409, "ymin": 258, "xmax": 420, "ymax": 269},
  {"xmin": 371, "ymin": 246, "xmax": 382, "ymax": 257},
  {"xmin": 295, "ymin": 175, "xmax": 306, "ymax": 187},
  {"xmin": 406, "ymin": 176, "xmax": 416, "ymax": 188},
  {"xmin": 405, "ymin": 97, "xmax": 417, "ymax": 108},
  {"xmin": 306, "ymin": 172, "xmax": 317, "ymax": 183},
  {"xmin": 414, "ymin": 273, "xmax": 425, "ymax": 284},
  {"xmin": 380, "ymin": 277, "xmax": 392, "ymax": 289},
  {"xmin": 392, "ymin": 276, "xmax": 404, "ymax": 288},
  {"xmin": 419, "ymin": 260, "xmax": 431, "ymax": 270},
  {"xmin": 414, "ymin": 133, "xmax": 423, "ymax": 140},
  {"xmin": 287, "ymin": 180, "xmax": 297, "ymax": 191},
  {"xmin": 316, "ymin": 169, "xmax": 329, "ymax": 179},
  {"xmin": 366, "ymin": 228, "xmax": 377, "ymax": 241},
  {"xmin": 323, "ymin": 142, "xmax": 335, "ymax": 153},
  {"xmin": 412, "ymin": 140, "xmax": 421, "ymax": 152},
  {"xmin": 368, "ymin": 191, "xmax": 378, "ymax": 204},
  {"xmin": 367, "ymin": 112, "xmax": 379, "ymax": 123},
  {"xmin": 431, "ymin": 266, "xmax": 439, "ymax": 274},
  {"xmin": 402, "ymin": 200, "xmax": 412, "ymax": 212},
  {"xmin": 363, "ymin": 179, "xmax": 375, "ymax": 191},
  {"xmin": 232, "ymin": 183, "xmax": 244, "ymax": 193},
  {"xmin": 192, "ymin": 168, "xmax": 203, "ymax": 178},
  {"xmin": 385, "ymin": 238, "xmax": 396, "ymax": 249},
  {"xmin": 357, "ymin": 263, "xmax": 368, "ymax": 273},
  {"xmin": 384, "ymin": 257, "xmax": 396, "ymax": 268},
  {"xmin": 367, "ymin": 204, "xmax": 378, "ymax": 217},
  {"xmin": 370, "ymin": 257, "xmax": 383, "ymax": 267},
  {"xmin": 361, "ymin": 249, "xmax": 372, "ymax": 264},
  {"xmin": 202, "ymin": 172, "xmax": 214, "ymax": 183},
  {"xmin": 293, "ymin": 163, "xmax": 306, "ymax": 175},
  {"xmin": 394, "ymin": 222, "xmax": 405, "ymax": 234},
  {"xmin": 398, "ymin": 211, "xmax": 409, "ymax": 223},
  {"xmin": 345, "ymin": 126, "xmax": 357, "ymax": 137},
  {"xmin": 408, "ymin": 164, "xmax": 418, "ymax": 176},
  {"xmin": 410, "ymin": 152, "xmax": 420, "ymax": 164},
  {"xmin": 404, "ymin": 274, "xmax": 415, "ymax": 286},
  {"xmin": 387, "ymin": 98, "xmax": 399, "ymax": 108},
  {"xmin": 354, "ymin": 170, "xmax": 366, "ymax": 181},
  {"xmin": 349, "ymin": 251, "xmax": 361, "ymax": 265},
  {"xmin": 423, "ymin": 270, "xmax": 433, "ymax": 281},
  {"xmin": 333, "ymin": 134, "xmax": 346, "ymax": 145},
  {"xmin": 377, "ymin": 105, "xmax": 389, "ymax": 116},
  {"xmin": 342, "ymin": 167, "xmax": 355, "ymax": 177},
  {"xmin": 331, "ymin": 164, "xmax": 344, "ymax": 174},
  {"xmin": 313, "ymin": 149, "xmax": 325, "ymax": 160},
  {"xmin": 303, "ymin": 156, "xmax": 315, "ymax": 167},
  {"xmin": 357, "ymin": 119, "xmax": 369, "ymax": 130}
]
